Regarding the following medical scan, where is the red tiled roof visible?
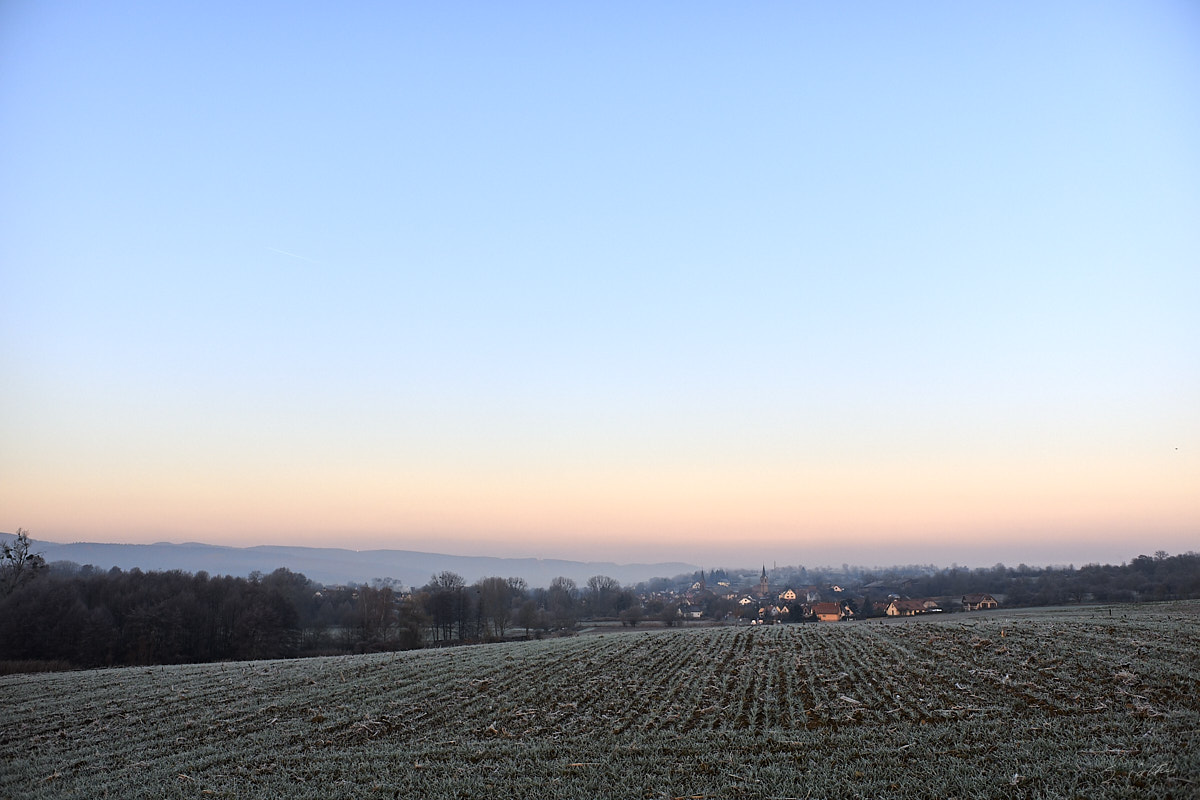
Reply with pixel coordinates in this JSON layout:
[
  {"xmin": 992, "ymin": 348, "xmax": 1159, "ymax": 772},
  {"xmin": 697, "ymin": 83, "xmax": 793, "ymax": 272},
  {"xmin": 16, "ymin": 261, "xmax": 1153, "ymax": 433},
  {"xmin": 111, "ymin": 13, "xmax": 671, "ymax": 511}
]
[{"xmin": 891, "ymin": 600, "xmax": 928, "ymax": 612}]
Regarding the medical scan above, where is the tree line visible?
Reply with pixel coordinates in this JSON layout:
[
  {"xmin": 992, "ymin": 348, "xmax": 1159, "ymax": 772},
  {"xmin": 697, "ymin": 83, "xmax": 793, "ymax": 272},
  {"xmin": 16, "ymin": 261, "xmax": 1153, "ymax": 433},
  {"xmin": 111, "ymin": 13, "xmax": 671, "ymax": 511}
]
[
  {"xmin": 850, "ymin": 552, "xmax": 1200, "ymax": 610},
  {"xmin": 0, "ymin": 532, "xmax": 642, "ymax": 672},
  {"xmin": 2, "ymin": 528, "xmax": 1196, "ymax": 673}
]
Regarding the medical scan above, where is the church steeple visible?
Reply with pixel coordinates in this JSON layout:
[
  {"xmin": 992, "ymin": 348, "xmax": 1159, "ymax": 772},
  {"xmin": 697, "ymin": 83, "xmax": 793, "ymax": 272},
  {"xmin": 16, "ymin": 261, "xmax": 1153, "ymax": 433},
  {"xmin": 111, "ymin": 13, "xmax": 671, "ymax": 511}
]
[{"xmin": 758, "ymin": 565, "xmax": 769, "ymax": 598}]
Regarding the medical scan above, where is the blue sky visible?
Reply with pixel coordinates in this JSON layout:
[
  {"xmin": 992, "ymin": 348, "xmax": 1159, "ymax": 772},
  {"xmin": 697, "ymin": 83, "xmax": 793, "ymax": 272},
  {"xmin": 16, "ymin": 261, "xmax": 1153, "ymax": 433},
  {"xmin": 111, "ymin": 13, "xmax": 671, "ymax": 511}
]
[{"xmin": 2, "ymin": 2, "xmax": 1197, "ymax": 568}]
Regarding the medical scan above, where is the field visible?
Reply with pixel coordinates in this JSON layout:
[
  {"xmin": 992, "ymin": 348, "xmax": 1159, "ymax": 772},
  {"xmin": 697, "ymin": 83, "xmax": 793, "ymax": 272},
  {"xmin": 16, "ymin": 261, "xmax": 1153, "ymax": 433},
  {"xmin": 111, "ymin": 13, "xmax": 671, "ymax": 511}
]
[{"xmin": 3, "ymin": 603, "xmax": 1197, "ymax": 799}]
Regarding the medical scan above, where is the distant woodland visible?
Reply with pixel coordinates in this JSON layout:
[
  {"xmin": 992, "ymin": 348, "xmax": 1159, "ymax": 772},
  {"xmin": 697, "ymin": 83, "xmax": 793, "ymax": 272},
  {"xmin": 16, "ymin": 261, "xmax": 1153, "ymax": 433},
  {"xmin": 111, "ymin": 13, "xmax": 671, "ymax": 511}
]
[{"xmin": 1, "ymin": 529, "xmax": 1197, "ymax": 674}]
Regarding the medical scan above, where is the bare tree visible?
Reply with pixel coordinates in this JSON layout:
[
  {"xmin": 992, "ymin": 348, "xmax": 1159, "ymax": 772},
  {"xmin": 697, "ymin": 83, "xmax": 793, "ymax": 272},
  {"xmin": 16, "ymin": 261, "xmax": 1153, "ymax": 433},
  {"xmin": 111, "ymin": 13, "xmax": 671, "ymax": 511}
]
[
  {"xmin": 548, "ymin": 576, "xmax": 578, "ymax": 629},
  {"xmin": 586, "ymin": 574, "xmax": 622, "ymax": 618},
  {"xmin": 355, "ymin": 585, "xmax": 397, "ymax": 645},
  {"xmin": 423, "ymin": 571, "xmax": 467, "ymax": 641},
  {"xmin": 516, "ymin": 599, "xmax": 540, "ymax": 638},
  {"xmin": 1, "ymin": 528, "xmax": 45, "ymax": 597},
  {"xmin": 475, "ymin": 576, "xmax": 513, "ymax": 639}
]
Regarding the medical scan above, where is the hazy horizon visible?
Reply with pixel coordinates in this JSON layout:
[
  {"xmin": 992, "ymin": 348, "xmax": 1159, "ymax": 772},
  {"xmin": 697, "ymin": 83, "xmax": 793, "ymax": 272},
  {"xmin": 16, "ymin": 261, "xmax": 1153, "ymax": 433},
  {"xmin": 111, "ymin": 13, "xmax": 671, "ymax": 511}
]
[
  {"xmin": 22, "ymin": 530, "xmax": 1191, "ymax": 575},
  {"xmin": 3, "ymin": 4, "xmax": 1197, "ymax": 568}
]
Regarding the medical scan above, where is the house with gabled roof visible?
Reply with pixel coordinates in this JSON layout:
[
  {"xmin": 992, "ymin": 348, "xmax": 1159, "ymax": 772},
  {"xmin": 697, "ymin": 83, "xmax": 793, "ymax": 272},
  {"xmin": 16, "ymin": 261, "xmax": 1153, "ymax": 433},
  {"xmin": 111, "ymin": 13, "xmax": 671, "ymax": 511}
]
[
  {"xmin": 811, "ymin": 602, "xmax": 847, "ymax": 622},
  {"xmin": 886, "ymin": 599, "xmax": 940, "ymax": 617},
  {"xmin": 962, "ymin": 593, "xmax": 998, "ymax": 611}
]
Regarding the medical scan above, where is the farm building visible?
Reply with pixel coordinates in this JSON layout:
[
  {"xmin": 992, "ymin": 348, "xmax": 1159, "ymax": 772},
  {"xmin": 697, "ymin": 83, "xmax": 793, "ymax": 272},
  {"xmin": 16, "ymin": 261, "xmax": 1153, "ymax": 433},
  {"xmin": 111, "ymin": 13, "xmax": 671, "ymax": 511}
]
[{"xmin": 962, "ymin": 593, "xmax": 999, "ymax": 611}]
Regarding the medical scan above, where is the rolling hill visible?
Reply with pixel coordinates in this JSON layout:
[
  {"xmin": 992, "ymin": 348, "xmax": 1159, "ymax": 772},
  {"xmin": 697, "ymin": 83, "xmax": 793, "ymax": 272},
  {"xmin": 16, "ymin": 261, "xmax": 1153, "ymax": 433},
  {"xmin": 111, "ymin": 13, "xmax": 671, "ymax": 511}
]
[{"xmin": 27, "ymin": 538, "xmax": 698, "ymax": 588}]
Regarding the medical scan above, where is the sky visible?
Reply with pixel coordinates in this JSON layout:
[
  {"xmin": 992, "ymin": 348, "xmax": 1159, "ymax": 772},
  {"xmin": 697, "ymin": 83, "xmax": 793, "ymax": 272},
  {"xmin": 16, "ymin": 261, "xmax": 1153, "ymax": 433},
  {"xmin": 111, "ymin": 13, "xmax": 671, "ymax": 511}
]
[{"xmin": 2, "ymin": 2, "xmax": 1198, "ymax": 570}]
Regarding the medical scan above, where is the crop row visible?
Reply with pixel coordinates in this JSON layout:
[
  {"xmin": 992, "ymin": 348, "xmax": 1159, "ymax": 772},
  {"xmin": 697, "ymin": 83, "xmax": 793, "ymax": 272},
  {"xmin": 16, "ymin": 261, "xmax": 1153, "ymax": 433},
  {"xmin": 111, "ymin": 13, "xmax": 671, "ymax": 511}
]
[{"xmin": 2, "ymin": 603, "xmax": 1197, "ymax": 799}]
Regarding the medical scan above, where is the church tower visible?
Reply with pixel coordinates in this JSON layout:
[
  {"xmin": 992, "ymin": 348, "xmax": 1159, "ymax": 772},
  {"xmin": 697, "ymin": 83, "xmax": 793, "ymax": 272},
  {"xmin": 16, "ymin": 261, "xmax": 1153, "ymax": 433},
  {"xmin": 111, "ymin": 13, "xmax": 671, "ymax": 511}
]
[{"xmin": 758, "ymin": 565, "xmax": 769, "ymax": 598}]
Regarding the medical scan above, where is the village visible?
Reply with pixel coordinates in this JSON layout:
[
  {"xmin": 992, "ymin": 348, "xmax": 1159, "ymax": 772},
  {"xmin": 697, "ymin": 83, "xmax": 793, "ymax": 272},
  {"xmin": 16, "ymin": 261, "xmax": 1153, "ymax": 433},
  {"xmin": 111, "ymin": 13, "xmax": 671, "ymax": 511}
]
[
  {"xmin": 647, "ymin": 567, "xmax": 1000, "ymax": 626},
  {"xmin": 8, "ymin": 536, "xmax": 1194, "ymax": 668},
  {"xmin": 306, "ymin": 562, "xmax": 1008, "ymax": 646}
]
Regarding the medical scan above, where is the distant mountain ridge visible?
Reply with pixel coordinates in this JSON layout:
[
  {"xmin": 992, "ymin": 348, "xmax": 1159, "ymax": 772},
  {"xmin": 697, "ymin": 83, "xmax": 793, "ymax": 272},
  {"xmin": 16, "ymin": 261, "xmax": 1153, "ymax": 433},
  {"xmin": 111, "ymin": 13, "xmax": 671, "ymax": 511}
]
[{"xmin": 25, "ymin": 538, "xmax": 698, "ymax": 589}]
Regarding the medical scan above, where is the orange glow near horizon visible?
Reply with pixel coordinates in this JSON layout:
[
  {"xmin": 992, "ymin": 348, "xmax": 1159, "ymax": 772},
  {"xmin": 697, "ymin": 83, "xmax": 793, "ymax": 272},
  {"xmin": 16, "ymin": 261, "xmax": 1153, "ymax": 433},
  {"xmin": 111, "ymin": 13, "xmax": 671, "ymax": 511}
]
[{"xmin": 7, "ymin": 442, "xmax": 1196, "ymax": 566}]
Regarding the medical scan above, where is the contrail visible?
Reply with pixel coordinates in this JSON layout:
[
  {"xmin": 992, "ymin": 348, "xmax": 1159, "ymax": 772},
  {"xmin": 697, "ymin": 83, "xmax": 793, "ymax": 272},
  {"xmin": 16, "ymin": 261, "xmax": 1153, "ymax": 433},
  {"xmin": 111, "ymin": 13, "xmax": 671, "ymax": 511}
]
[{"xmin": 266, "ymin": 246, "xmax": 318, "ymax": 264}]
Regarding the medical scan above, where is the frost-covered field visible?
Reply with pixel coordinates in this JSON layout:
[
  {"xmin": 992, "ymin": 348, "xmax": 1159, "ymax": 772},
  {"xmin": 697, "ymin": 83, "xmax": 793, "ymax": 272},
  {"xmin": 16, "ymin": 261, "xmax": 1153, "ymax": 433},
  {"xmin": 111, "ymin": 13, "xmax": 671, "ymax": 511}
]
[{"xmin": 3, "ymin": 603, "xmax": 1197, "ymax": 799}]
